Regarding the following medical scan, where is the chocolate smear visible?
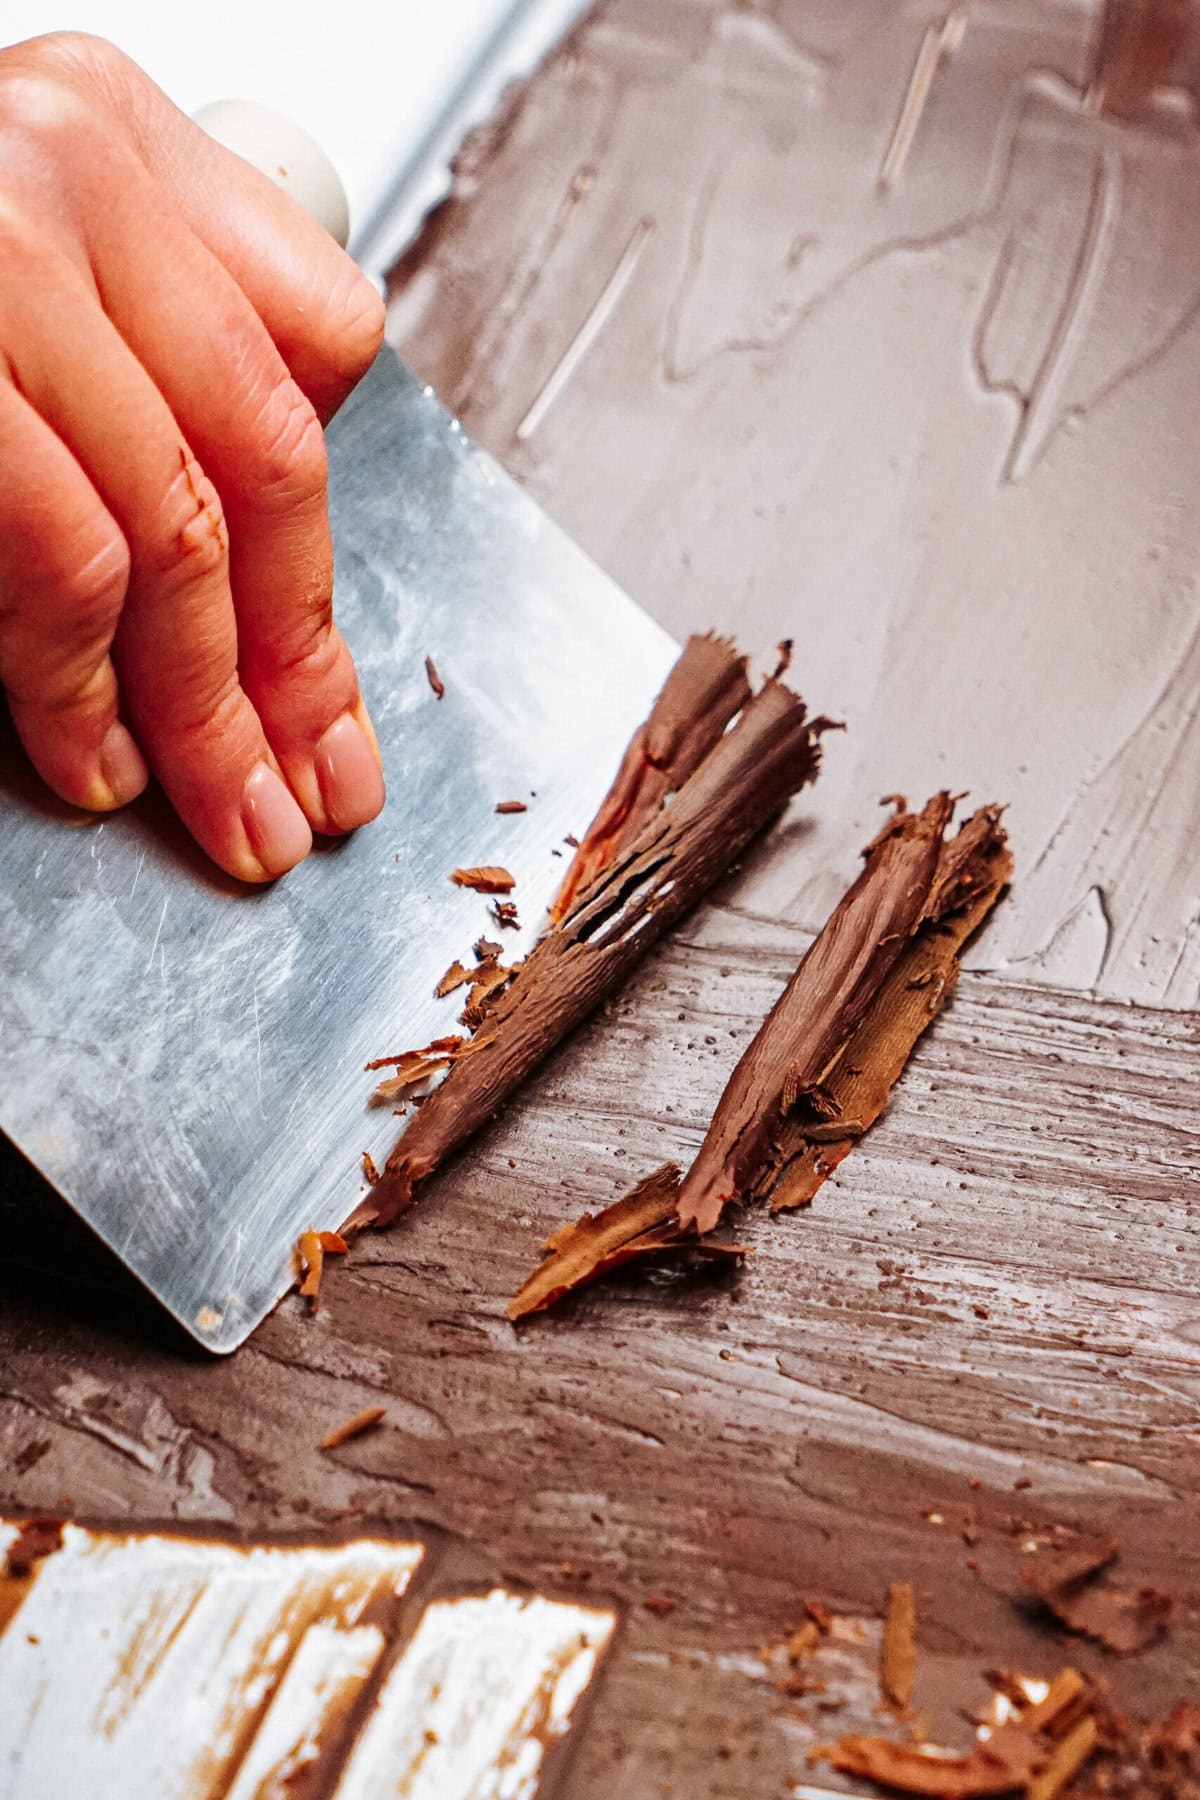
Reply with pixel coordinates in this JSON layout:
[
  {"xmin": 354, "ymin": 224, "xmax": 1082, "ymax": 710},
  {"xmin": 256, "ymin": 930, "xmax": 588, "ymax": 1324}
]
[
  {"xmin": 512, "ymin": 797, "xmax": 1008, "ymax": 1312},
  {"xmin": 450, "ymin": 866, "xmax": 516, "ymax": 895},
  {"xmin": 1024, "ymin": 1536, "xmax": 1172, "ymax": 1655},
  {"xmin": 424, "ymin": 655, "xmax": 445, "ymax": 699},
  {"xmin": 359, "ymin": 639, "xmax": 826, "ymax": 1230},
  {"xmin": 549, "ymin": 633, "xmax": 752, "ymax": 922}
]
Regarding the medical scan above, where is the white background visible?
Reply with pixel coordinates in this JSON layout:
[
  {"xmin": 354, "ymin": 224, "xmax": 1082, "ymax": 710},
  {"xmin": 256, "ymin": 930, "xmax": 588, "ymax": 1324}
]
[{"xmin": 1, "ymin": 1, "xmax": 580, "ymax": 257}]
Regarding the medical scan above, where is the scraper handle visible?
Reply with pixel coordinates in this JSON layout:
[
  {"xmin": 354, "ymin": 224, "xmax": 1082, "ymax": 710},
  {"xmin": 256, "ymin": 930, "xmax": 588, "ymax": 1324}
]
[{"xmin": 192, "ymin": 98, "xmax": 350, "ymax": 248}]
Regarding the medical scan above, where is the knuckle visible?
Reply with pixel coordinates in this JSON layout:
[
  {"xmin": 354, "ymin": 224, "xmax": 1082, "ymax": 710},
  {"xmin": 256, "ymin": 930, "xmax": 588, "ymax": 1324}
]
[
  {"xmin": 152, "ymin": 453, "xmax": 229, "ymax": 586},
  {"xmin": 323, "ymin": 272, "xmax": 386, "ymax": 387},
  {"xmin": 163, "ymin": 665, "xmax": 245, "ymax": 751},
  {"xmin": 61, "ymin": 530, "xmax": 131, "ymax": 632},
  {"xmin": 250, "ymin": 380, "xmax": 328, "ymax": 511}
]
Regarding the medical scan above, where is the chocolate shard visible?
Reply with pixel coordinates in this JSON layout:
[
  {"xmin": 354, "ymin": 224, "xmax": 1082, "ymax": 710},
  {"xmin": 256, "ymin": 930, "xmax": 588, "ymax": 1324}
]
[
  {"xmin": 424, "ymin": 654, "xmax": 445, "ymax": 699},
  {"xmin": 549, "ymin": 633, "xmax": 752, "ymax": 922},
  {"xmin": 495, "ymin": 800, "xmax": 528, "ymax": 814},
  {"xmin": 508, "ymin": 1165, "xmax": 749, "ymax": 1321},
  {"xmin": 450, "ymin": 866, "xmax": 516, "ymax": 894},
  {"xmin": 512, "ymin": 797, "xmax": 1008, "ymax": 1314},
  {"xmin": 360, "ymin": 649, "xmax": 825, "ymax": 1230},
  {"xmin": 1024, "ymin": 1537, "xmax": 1172, "ymax": 1655},
  {"xmin": 761, "ymin": 801, "xmax": 1012, "ymax": 1216}
]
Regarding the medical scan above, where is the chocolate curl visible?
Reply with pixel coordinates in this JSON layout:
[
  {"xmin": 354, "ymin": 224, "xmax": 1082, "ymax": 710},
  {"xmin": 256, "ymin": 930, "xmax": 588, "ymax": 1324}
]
[
  {"xmin": 511, "ymin": 799, "xmax": 1009, "ymax": 1315},
  {"xmin": 549, "ymin": 633, "xmax": 751, "ymax": 922},
  {"xmin": 359, "ymin": 670, "xmax": 825, "ymax": 1228},
  {"xmin": 675, "ymin": 792, "xmax": 955, "ymax": 1234}
]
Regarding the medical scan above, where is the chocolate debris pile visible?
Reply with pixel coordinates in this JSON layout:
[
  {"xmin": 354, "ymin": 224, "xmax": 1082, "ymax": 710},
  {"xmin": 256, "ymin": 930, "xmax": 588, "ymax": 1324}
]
[
  {"xmin": 357, "ymin": 635, "xmax": 829, "ymax": 1230},
  {"xmin": 510, "ymin": 789, "xmax": 1010, "ymax": 1317}
]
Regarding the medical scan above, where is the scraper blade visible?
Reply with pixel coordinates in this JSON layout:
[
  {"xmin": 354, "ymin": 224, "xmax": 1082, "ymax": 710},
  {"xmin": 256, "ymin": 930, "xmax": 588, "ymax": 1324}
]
[{"xmin": 0, "ymin": 348, "xmax": 677, "ymax": 1351}]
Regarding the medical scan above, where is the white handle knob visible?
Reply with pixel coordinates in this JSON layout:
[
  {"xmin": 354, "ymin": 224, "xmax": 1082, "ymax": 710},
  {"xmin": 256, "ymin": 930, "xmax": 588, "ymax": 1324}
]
[{"xmin": 192, "ymin": 98, "xmax": 350, "ymax": 249}]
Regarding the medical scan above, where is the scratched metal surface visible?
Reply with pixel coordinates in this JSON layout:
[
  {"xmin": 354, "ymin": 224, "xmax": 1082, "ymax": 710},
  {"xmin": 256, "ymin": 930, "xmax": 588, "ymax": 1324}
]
[{"xmin": 0, "ymin": 349, "xmax": 677, "ymax": 1353}]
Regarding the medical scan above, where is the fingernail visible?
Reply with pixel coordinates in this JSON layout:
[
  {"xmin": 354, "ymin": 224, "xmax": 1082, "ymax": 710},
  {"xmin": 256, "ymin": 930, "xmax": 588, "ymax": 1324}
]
[
  {"xmin": 242, "ymin": 762, "xmax": 313, "ymax": 877},
  {"xmin": 352, "ymin": 697, "xmax": 384, "ymax": 770},
  {"xmin": 97, "ymin": 721, "xmax": 149, "ymax": 808},
  {"xmin": 315, "ymin": 711, "xmax": 386, "ymax": 832}
]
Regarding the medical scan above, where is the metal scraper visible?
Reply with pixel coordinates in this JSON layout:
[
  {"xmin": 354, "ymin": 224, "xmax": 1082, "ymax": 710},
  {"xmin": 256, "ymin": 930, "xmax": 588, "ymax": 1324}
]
[{"xmin": 0, "ymin": 346, "xmax": 677, "ymax": 1351}]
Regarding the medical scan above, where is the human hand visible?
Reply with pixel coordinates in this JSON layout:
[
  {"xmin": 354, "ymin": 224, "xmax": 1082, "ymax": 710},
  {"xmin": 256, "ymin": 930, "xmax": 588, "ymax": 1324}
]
[{"xmin": 0, "ymin": 32, "xmax": 387, "ymax": 881}]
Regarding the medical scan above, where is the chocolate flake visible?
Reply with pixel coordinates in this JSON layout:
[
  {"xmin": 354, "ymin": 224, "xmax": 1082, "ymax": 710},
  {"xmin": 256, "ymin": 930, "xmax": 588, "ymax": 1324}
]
[
  {"xmin": 491, "ymin": 900, "xmax": 520, "ymax": 930},
  {"xmin": 297, "ymin": 1227, "xmax": 349, "ymax": 1303},
  {"xmin": 320, "ymin": 1407, "xmax": 386, "ymax": 1450},
  {"xmin": 361, "ymin": 1151, "xmax": 381, "ymax": 1185},
  {"xmin": 1024, "ymin": 1537, "xmax": 1172, "ymax": 1655},
  {"xmin": 495, "ymin": 800, "xmax": 528, "ymax": 814},
  {"xmin": 881, "ymin": 1581, "xmax": 916, "ymax": 1710},
  {"xmin": 509, "ymin": 1165, "xmax": 749, "ymax": 1320},
  {"xmin": 366, "ymin": 1037, "xmax": 466, "ymax": 1104},
  {"xmin": 512, "ymin": 796, "xmax": 1008, "ymax": 1312},
  {"xmin": 361, "ymin": 638, "xmax": 826, "ymax": 1231},
  {"xmin": 450, "ymin": 866, "xmax": 516, "ymax": 895},
  {"xmin": 5, "ymin": 1517, "xmax": 65, "ymax": 1578},
  {"xmin": 424, "ymin": 655, "xmax": 445, "ymax": 699},
  {"xmin": 434, "ymin": 959, "xmax": 473, "ymax": 999}
]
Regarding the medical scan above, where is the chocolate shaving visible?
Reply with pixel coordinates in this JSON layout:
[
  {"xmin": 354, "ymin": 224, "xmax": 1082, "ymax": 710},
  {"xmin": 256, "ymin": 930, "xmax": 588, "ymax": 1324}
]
[
  {"xmin": 1024, "ymin": 1537, "xmax": 1172, "ymax": 1654},
  {"xmin": 1028, "ymin": 1716, "xmax": 1099, "ymax": 1800},
  {"xmin": 361, "ymin": 1151, "xmax": 380, "ymax": 1185},
  {"xmin": 367, "ymin": 1037, "xmax": 466, "ymax": 1104},
  {"xmin": 549, "ymin": 633, "xmax": 752, "ymax": 922},
  {"xmin": 320, "ymin": 1407, "xmax": 386, "ymax": 1450},
  {"xmin": 822, "ymin": 1731, "xmax": 1038, "ymax": 1797},
  {"xmin": 360, "ymin": 643, "xmax": 826, "ymax": 1231},
  {"xmin": 508, "ymin": 1164, "xmax": 750, "ymax": 1319},
  {"xmin": 424, "ymin": 655, "xmax": 445, "ymax": 699},
  {"xmin": 450, "ymin": 866, "xmax": 516, "ymax": 894},
  {"xmin": 495, "ymin": 800, "xmax": 527, "ymax": 814},
  {"xmin": 435, "ymin": 959, "xmax": 473, "ymax": 998},
  {"xmin": 491, "ymin": 899, "xmax": 520, "ymax": 930},
  {"xmin": 773, "ymin": 638, "xmax": 793, "ymax": 679},
  {"xmin": 508, "ymin": 794, "xmax": 1006, "ymax": 1311},
  {"xmin": 297, "ymin": 1227, "xmax": 349, "ymax": 1302},
  {"xmin": 757, "ymin": 800, "xmax": 1011, "ymax": 1217},
  {"xmin": 5, "ymin": 1517, "xmax": 65, "ymax": 1578},
  {"xmin": 881, "ymin": 1581, "xmax": 916, "ymax": 1710},
  {"xmin": 677, "ymin": 791, "xmax": 983, "ymax": 1234}
]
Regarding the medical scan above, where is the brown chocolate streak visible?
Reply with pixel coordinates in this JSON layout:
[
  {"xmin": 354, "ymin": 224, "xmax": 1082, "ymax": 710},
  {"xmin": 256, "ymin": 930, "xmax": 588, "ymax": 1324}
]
[
  {"xmin": 360, "ymin": 666, "xmax": 823, "ymax": 1229},
  {"xmin": 549, "ymin": 633, "xmax": 751, "ymax": 922}
]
